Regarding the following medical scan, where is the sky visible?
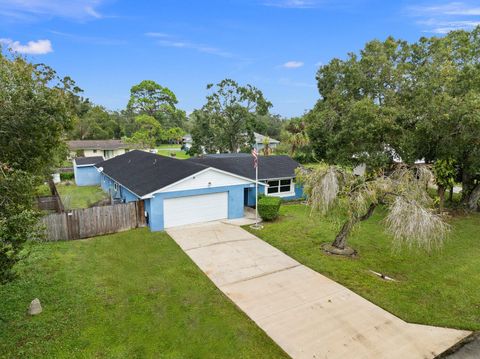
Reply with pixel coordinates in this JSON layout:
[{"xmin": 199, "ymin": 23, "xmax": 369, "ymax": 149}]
[{"xmin": 1, "ymin": 0, "xmax": 480, "ymax": 117}]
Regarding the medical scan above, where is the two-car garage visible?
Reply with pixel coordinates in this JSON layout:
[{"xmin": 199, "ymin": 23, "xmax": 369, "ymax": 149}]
[{"xmin": 163, "ymin": 192, "xmax": 229, "ymax": 228}]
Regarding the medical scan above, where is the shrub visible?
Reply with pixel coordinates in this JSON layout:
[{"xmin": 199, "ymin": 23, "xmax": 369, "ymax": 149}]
[
  {"xmin": 60, "ymin": 172, "xmax": 74, "ymax": 181},
  {"xmin": 258, "ymin": 196, "xmax": 282, "ymax": 221}
]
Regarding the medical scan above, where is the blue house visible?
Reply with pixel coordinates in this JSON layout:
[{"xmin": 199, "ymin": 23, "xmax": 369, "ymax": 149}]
[
  {"xmin": 94, "ymin": 150, "xmax": 303, "ymax": 231},
  {"xmin": 73, "ymin": 156, "xmax": 104, "ymax": 186},
  {"xmin": 188, "ymin": 154, "xmax": 303, "ymax": 206}
]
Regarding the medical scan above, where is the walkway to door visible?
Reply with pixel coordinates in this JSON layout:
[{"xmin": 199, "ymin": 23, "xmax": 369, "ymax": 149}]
[{"xmin": 167, "ymin": 221, "xmax": 470, "ymax": 359}]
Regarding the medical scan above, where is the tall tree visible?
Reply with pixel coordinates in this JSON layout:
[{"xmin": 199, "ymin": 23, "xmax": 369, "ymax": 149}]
[
  {"xmin": 190, "ymin": 79, "xmax": 271, "ymax": 154},
  {"xmin": 127, "ymin": 80, "xmax": 186, "ymax": 129},
  {"xmin": 307, "ymin": 27, "xmax": 480, "ymax": 210},
  {"xmin": 0, "ymin": 49, "xmax": 77, "ymax": 282},
  {"xmin": 126, "ymin": 114, "xmax": 163, "ymax": 149},
  {"xmin": 70, "ymin": 105, "xmax": 120, "ymax": 140}
]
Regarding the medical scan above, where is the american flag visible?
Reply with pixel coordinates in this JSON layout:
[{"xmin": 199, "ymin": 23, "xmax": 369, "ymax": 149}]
[{"xmin": 252, "ymin": 148, "xmax": 258, "ymax": 168}]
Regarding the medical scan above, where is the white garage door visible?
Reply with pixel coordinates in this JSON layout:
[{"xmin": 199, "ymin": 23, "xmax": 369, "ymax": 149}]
[{"xmin": 163, "ymin": 192, "xmax": 228, "ymax": 228}]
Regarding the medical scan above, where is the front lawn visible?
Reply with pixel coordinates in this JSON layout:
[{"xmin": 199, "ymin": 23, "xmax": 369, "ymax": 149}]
[
  {"xmin": 246, "ymin": 204, "xmax": 480, "ymax": 331},
  {"xmin": 57, "ymin": 183, "xmax": 108, "ymax": 209},
  {"xmin": 0, "ymin": 229, "xmax": 287, "ymax": 358}
]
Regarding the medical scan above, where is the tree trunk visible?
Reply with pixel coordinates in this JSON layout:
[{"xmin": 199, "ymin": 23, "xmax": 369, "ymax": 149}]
[
  {"xmin": 467, "ymin": 183, "xmax": 480, "ymax": 211},
  {"xmin": 449, "ymin": 186, "xmax": 454, "ymax": 202},
  {"xmin": 331, "ymin": 203, "xmax": 377, "ymax": 250},
  {"xmin": 437, "ymin": 185, "xmax": 446, "ymax": 213},
  {"xmin": 332, "ymin": 220, "xmax": 355, "ymax": 250}
]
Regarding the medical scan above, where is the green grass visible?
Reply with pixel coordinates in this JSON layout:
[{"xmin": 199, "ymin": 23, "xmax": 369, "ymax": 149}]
[
  {"xmin": 157, "ymin": 144, "xmax": 182, "ymax": 149},
  {"xmin": 246, "ymin": 204, "xmax": 480, "ymax": 331},
  {"xmin": 56, "ymin": 184, "xmax": 108, "ymax": 209},
  {"xmin": 156, "ymin": 144, "xmax": 190, "ymax": 159},
  {"xmin": 0, "ymin": 229, "xmax": 287, "ymax": 359}
]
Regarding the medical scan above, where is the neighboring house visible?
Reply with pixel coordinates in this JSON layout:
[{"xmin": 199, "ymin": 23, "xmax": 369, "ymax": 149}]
[
  {"xmin": 253, "ymin": 132, "xmax": 280, "ymax": 151},
  {"xmin": 188, "ymin": 153, "xmax": 303, "ymax": 206},
  {"xmin": 94, "ymin": 150, "xmax": 268, "ymax": 231},
  {"xmin": 89, "ymin": 150, "xmax": 302, "ymax": 231},
  {"xmin": 73, "ymin": 156, "xmax": 104, "ymax": 186},
  {"xmin": 181, "ymin": 132, "xmax": 280, "ymax": 152},
  {"xmin": 68, "ymin": 140, "xmax": 134, "ymax": 160}
]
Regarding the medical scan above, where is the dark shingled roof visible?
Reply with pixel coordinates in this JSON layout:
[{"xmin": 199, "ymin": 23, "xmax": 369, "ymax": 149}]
[
  {"xmin": 188, "ymin": 155, "xmax": 300, "ymax": 180},
  {"xmin": 95, "ymin": 150, "xmax": 208, "ymax": 197},
  {"xmin": 68, "ymin": 139, "xmax": 135, "ymax": 150},
  {"xmin": 74, "ymin": 156, "xmax": 104, "ymax": 166}
]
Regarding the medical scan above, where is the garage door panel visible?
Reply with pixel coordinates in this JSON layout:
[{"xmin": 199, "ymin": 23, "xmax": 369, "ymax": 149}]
[{"xmin": 164, "ymin": 192, "xmax": 228, "ymax": 228}]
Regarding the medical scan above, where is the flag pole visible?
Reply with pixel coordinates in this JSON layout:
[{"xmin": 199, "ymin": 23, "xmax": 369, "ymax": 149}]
[{"xmin": 255, "ymin": 159, "xmax": 258, "ymax": 226}]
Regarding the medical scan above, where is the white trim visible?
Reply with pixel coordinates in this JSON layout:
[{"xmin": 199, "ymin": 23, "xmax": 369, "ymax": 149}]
[
  {"xmin": 140, "ymin": 167, "xmax": 267, "ymax": 199},
  {"xmin": 264, "ymin": 178, "xmax": 295, "ymax": 197}
]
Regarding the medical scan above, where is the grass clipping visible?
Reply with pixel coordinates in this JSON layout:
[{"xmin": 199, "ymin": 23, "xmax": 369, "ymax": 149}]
[{"xmin": 386, "ymin": 197, "xmax": 449, "ymax": 251}]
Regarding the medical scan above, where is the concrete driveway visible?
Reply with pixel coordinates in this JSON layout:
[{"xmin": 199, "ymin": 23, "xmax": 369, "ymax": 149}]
[{"xmin": 167, "ymin": 221, "xmax": 470, "ymax": 359}]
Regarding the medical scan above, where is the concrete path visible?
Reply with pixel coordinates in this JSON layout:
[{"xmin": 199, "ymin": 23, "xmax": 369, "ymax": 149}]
[{"xmin": 167, "ymin": 221, "xmax": 470, "ymax": 359}]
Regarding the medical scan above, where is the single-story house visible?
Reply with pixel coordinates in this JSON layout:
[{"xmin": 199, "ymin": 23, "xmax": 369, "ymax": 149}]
[
  {"xmin": 188, "ymin": 153, "xmax": 302, "ymax": 206},
  {"xmin": 89, "ymin": 150, "xmax": 302, "ymax": 231},
  {"xmin": 253, "ymin": 132, "xmax": 280, "ymax": 151},
  {"xmin": 181, "ymin": 132, "xmax": 280, "ymax": 152},
  {"xmin": 68, "ymin": 140, "xmax": 135, "ymax": 160},
  {"xmin": 73, "ymin": 156, "xmax": 104, "ymax": 186}
]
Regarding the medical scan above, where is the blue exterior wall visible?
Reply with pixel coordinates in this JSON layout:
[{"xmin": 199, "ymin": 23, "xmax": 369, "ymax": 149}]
[
  {"xmin": 99, "ymin": 173, "xmax": 140, "ymax": 203},
  {"xmin": 74, "ymin": 165, "xmax": 101, "ymax": 186},
  {"xmin": 246, "ymin": 180, "xmax": 304, "ymax": 206},
  {"xmin": 148, "ymin": 184, "xmax": 262, "ymax": 232}
]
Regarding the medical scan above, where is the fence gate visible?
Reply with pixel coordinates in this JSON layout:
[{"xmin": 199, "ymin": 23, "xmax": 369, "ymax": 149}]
[
  {"xmin": 66, "ymin": 211, "xmax": 81, "ymax": 240},
  {"xmin": 136, "ymin": 200, "xmax": 146, "ymax": 227}
]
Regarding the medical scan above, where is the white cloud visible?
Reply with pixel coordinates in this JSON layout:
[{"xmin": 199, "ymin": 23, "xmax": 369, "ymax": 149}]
[
  {"xmin": 409, "ymin": 2, "xmax": 480, "ymax": 33},
  {"xmin": 0, "ymin": 0, "xmax": 106, "ymax": 21},
  {"xmin": 0, "ymin": 38, "xmax": 53, "ymax": 54},
  {"xmin": 263, "ymin": 0, "xmax": 319, "ymax": 8},
  {"xmin": 282, "ymin": 61, "xmax": 304, "ymax": 68},
  {"xmin": 144, "ymin": 32, "xmax": 170, "ymax": 38},
  {"xmin": 412, "ymin": 2, "xmax": 480, "ymax": 16},
  {"xmin": 146, "ymin": 33, "xmax": 234, "ymax": 58}
]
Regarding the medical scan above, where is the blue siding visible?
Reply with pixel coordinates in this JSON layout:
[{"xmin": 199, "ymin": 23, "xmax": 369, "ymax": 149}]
[
  {"xmin": 245, "ymin": 180, "xmax": 304, "ymax": 206},
  {"xmin": 99, "ymin": 173, "xmax": 139, "ymax": 203},
  {"xmin": 280, "ymin": 184, "xmax": 304, "ymax": 201},
  {"xmin": 74, "ymin": 165, "xmax": 101, "ymax": 186},
  {"xmin": 148, "ymin": 184, "xmax": 260, "ymax": 232}
]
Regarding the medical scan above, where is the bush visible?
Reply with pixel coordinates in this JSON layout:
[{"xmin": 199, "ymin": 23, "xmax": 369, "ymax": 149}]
[
  {"xmin": 258, "ymin": 196, "xmax": 282, "ymax": 221},
  {"xmin": 60, "ymin": 172, "xmax": 74, "ymax": 181}
]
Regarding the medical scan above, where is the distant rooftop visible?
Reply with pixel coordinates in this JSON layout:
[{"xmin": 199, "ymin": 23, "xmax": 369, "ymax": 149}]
[
  {"xmin": 254, "ymin": 132, "xmax": 280, "ymax": 144},
  {"xmin": 203, "ymin": 153, "xmax": 252, "ymax": 158},
  {"xmin": 74, "ymin": 156, "xmax": 104, "ymax": 166},
  {"xmin": 68, "ymin": 139, "xmax": 134, "ymax": 150}
]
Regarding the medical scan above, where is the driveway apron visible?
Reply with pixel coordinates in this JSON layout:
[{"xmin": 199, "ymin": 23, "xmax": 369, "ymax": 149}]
[{"xmin": 167, "ymin": 221, "xmax": 470, "ymax": 359}]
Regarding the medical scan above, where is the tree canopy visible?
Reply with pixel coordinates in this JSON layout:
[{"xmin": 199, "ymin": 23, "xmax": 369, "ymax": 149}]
[
  {"xmin": 190, "ymin": 79, "xmax": 272, "ymax": 154},
  {"xmin": 127, "ymin": 80, "xmax": 186, "ymax": 129},
  {"xmin": 0, "ymin": 49, "xmax": 77, "ymax": 282},
  {"xmin": 306, "ymin": 27, "xmax": 480, "ymax": 209}
]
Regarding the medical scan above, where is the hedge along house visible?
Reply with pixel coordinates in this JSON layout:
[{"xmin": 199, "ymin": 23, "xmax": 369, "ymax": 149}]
[
  {"xmin": 188, "ymin": 153, "xmax": 303, "ymax": 206},
  {"xmin": 73, "ymin": 156, "xmax": 104, "ymax": 186},
  {"xmin": 95, "ymin": 150, "xmax": 267, "ymax": 231}
]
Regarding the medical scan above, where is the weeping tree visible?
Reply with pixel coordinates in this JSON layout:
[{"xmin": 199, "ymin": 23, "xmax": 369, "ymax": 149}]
[{"xmin": 298, "ymin": 164, "xmax": 449, "ymax": 255}]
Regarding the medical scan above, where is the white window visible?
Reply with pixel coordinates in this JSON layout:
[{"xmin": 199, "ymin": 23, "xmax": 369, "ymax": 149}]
[{"xmin": 265, "ymin": 178, "xmax": 294, "ymax": 196}]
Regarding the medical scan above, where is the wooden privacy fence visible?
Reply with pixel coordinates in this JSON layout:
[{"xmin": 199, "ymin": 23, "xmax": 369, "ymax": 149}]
[{"xmin": 41, "ymin": 201, "xmax": 146, "ymax": 241}]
